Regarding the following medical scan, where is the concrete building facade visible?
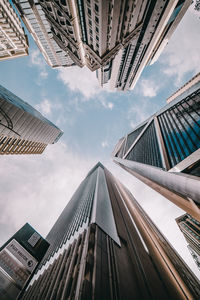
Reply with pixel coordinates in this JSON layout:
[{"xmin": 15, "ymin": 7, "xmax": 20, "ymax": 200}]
[
  {"xmin": 0, "ymin": 0, "xmax": 28, "ymax": 61},
  {"xmin": 36, "ymin": 0, "xmax": 85, "ymax": 67},
  {"xmin": 13, "ymin": 0, "xmax": 191, "ymax": 90},
  {"xmin": 98, "ymin": 0, "xmax": 191, "ymax": 90},
  {"xmin": 13, "ymin": 0, "xmax": 75, "ymax": 68},
  {"xmin": 0, "ymin": 84, "xmax": 63, "ymax": 154},
  {"xmin": 21, "ymin": 163, "xmax": 200, "ymax": 299},
  {"xmin": 176, "ymin": 214, "xmax": 200, "ymax": 272}
]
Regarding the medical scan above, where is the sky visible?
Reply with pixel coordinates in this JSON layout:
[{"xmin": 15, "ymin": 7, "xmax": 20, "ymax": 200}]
[{"xmin": 0, "ymin": 2, "xmax": 200, "ymax": 278}]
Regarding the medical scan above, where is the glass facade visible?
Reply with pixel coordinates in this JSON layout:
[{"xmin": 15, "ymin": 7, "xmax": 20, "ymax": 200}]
[
  {"xmin": 126, "ymin": 121, "xmax": 163, "ymax": 168},
  {"xmin": 158, "ymin": 88, "xmax": 200, "ymax": 168},
  {"xmin": 125, "ymin": 123, "xmax": 146, "ymax": 154},
  {"xmin": 114, "ymin": 83, "xmax": 200, "ymax": 173},
  {"xmin": 183, "ymin": 160, "xmax": 200, "ymax": 177}
]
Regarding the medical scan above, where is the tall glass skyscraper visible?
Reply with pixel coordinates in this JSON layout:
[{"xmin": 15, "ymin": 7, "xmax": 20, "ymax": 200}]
[
  {"xmin": 21, "ymin": 163, "xmax": 200, "ymax": 299},
  {"xmin": 112, "ymin": 74, "xmax": 200, "ymax": 221},
  {"xmin": 0, "ymin": 84, "xmax": 63, "ymax": 154}
]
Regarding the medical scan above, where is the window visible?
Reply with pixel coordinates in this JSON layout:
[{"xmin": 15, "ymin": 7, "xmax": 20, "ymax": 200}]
[
  {"xmin": 95, "ymin": 26, "xmax": 99, "ymax": 33},
  {"xmin": 88, "ymin": 8, "xmax": 91, "ymax": 16},
  {"xmin": 95, "ymin": 16, "xmax": 99, "ymax": 24},
  {"xmin": 95, "ymin": 4, "xmax": 99, "ymax": 13},
  {"xmin": 96, "ymin": 35, "xmax": 99, "ymax": 41},
  {"xmin": 57, "ymin": 10, "xmax": 62, "ymax": 17},
  {"xmin": 89, "ymin": 20, "xmax": 92, "ymax": 26}
]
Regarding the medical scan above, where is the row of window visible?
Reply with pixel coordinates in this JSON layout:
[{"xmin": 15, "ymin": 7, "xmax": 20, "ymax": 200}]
[
  {"xmin": 158, "ymin": 90, "xmax": 200, "ymax": 168},
  {"xmin": 86, "ymin": 1, "xmax": 100, "ymax": 51},
  {"xmin": 182, "ymin": 223, "xmax": 200, "ymax": 241},
  {"xmin": 25, "ymin": 6, "xmax": 71, "ymax": 66}
]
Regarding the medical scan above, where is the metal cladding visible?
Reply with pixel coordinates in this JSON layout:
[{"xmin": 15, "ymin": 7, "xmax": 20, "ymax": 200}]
[
  {"xmin": 0, "ymin": 84, "xmax": 63, "ymax": 154},
  {"xmin": 38, "ymin": 162, "xmax": 120, "ymax": 269},
  {"xmin": 21, "ymin": 163, "xmax": 200, "ymax": 299},
  {"xmin": 113, "ymin": 76, "xmax": 200, "ymax": 220},
  {"xmin": 176, "ymin": 214, "xmax": 200, "ymax": 272}
]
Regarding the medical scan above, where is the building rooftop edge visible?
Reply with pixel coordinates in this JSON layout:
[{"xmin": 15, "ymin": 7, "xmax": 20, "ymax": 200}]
[{"xmin": 166, "ymin": 72, "xmax": 200, "ymax": 103}]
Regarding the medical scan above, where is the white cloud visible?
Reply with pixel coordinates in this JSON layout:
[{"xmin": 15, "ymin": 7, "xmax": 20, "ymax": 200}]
[
  {"xmin": 57, "ymin": 66, "xmax": 102, "ymax": 99},
  {"xmin": 130, "ymin": 121, "xmax": 136, "ymax": 129},
  {"xmin": 107, "ymin": 102, "xmax": 114, "ymax": 110},
  {"xmin": 98, "ymin": 95, "xmax": 114, "ymax": 110},
  {"xmin": 127, "ymin": 101, "xmax": 150, "ymax": 129},
  {"xmin": 139, "ymin": 79, "xmax": 159, "ymax": 98},
  {"xmin": 36, "ymin": 98, "xmax": 52, "ymax": 116},
  {"xmin": 29, "ymin": 49, "xmax": 48, "ymax": 79},
  {"xmin": 57, "ymin": 67, "xmax": 115, "ymax": 110},
  {"xmin": 101, "ymin": 141, "xmax": 109, "ymax": 148},
  {"xmin": 161, "ymin": 4, "xmax": 200, "ymax": 84},
  {"xmin": 0, "ymin": 142, "xmax": 96, "ymax": 244}
]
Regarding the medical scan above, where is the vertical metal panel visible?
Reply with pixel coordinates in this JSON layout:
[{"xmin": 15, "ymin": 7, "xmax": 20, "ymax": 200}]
[
  {"xmin": 114, "ymin": 180, "xmax": 200, "ymax": 299},
  {"xmin": 91, "ymin": 165, "xmax": 120, "ymax": 246}
]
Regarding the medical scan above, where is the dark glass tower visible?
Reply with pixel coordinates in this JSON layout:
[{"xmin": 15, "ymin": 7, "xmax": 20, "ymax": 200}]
[
  {"xmin": 21, "ymin": 163, "xmax": 200, "ymax": 299},
  {"xmin": 113, "ymin": 74, "xmax": 200, "ymax": 221}
]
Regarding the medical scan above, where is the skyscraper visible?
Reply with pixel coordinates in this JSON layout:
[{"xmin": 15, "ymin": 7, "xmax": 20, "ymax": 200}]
[
  {"xmin": 108, "ymin": 0, "xmax": 191, "ymax": 91},
  {"xmin": 0, "ymin": 0, "xmax": 29, "ymax": 61},
  {"xmin": 167, "ymin": 72, "xmax": 200, "ymax": 104},
  {"xmin": 13, "ymin": 0, "xmax": 75, "ymax": 68},
  {"xmin": 21, "ymin": 163, "xmax": 200, "ymax": 299},
  {"xmin": 77, "ymin": 0, "xmax": 142, "ymax": 74},
  {"xmin": 176, "ymin": 214, "xmax": 200, "ymax": 272},
  {"xmin": 0, "ymin": 84, "xmax": 63, "ymax": 154},
  {"xmin": 14, "ymin": 0, "xmax": 191, "ymax": 90},
  {"xmin": 35, "ymin": 0, "xmax": 85, "ymax": 68},
  {"xmin": 112, "ymin": 73, "xmax": 200, "ymax": 220}
]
